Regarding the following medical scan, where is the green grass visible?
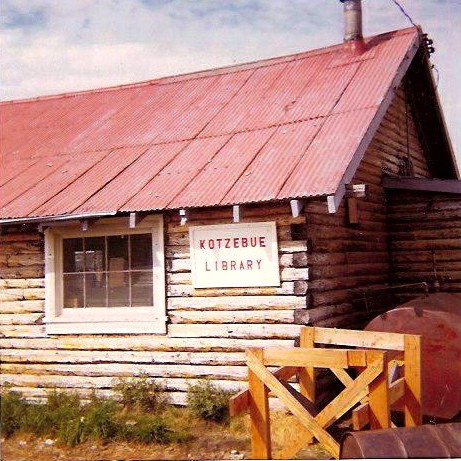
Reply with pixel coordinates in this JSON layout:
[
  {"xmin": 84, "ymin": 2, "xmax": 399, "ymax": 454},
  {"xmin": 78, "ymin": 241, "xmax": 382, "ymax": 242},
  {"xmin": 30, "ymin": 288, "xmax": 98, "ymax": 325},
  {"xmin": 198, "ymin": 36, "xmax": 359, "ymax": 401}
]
[
  {"xmin": 0, "ymin": 377, "xmax": 240, "ymax": 447},
  {"xmin": 186, "ymin": 380, "xmax": 233, "ymax": 422}
]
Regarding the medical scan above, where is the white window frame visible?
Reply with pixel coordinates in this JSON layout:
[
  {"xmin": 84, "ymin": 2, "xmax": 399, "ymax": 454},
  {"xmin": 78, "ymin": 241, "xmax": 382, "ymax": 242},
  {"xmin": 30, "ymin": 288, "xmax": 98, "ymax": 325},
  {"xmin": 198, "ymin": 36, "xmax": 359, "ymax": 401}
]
[{"xmin": 44, "ymin": 215, "xmax": 166, "ymax": 334}]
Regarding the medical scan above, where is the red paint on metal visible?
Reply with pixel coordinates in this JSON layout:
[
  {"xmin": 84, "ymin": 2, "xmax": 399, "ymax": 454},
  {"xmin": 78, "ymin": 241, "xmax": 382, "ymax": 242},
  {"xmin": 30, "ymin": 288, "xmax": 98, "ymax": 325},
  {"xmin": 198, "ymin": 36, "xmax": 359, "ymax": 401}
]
[
  {"xmin": 0, "ymin": 27, "xmax": 421, "ymax": 220},
  {"xmin": 365, "ymin": 293, "xmax": 461, "ymax": 419}
]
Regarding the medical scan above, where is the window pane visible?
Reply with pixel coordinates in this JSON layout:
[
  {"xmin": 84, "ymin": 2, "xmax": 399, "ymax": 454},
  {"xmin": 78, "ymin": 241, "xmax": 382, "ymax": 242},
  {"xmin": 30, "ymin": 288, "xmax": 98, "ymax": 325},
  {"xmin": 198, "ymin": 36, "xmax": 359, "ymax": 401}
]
[
  {"xmin": 85, "ymin": 237, "xmax": 105, "ymax": 272},
  {"xmin": 108, "ymin": 272, "xmax": 129, "ymax": 307},
  {"xmin": 131, "ymin": 234, "xmax": 152, "ymax": 270},
  {"xmin": 86, "ymin": 273, "xmax": 107, "ymax": 307},
  {"xmin": 131, "ymin": 271, "xmax": 153, "ymax": 306},
  {"xmin": 108, "ymin": 235, "xmax": 128, "ymax": 271},
  {"xmin": 63, "ymin": 274, "xmax": 84, "ymax": 307},
  {"xmin": 63, "ymin": 238, "xmax": 83, "ymax": 272}
]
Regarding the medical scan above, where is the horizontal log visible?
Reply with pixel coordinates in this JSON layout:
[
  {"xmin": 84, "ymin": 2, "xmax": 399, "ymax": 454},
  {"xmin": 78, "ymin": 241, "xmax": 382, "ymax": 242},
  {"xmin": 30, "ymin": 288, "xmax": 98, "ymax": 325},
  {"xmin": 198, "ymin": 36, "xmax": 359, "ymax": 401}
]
[
  {"xmin": 0, "ymin": 266, "xmax": 44, "ymax": 279},
  {"xmin": 294, "ymin": 303, "xmax": 355, "ymax": 325},
  {"xmin": 0, "ymin": 300, "xmax": 45, "ymax": 314},
  {"xmin": 0, "ymin": 336, "xmax": 295, "ymax": 352},
  {"xmin": 169, "ymin": 323, "xmax": 301, "ymax": 339},
  {"xmin": 0, "ymin": 374, "xmax": 245, "ymax": 394},
  {"xmin": 167, "ymin": 282, "xmax": 298, "ymax": 297},
  {"xmin": 1, "ymin": 362, "xmax": 248, "ymax": 380},
  {"xmin": 308, "ymin": 276, "xmax": 386, "ymax": 292},
  {"xmin": 5, "ymin": 254, "xmax": 44, "ymax": 267},
  {"xmin": 0, "ymin": 313, "xmax": 43, "ymax": 325},
  {"xmin": 392, "ymin": 261, "xmax": 461, "ymax": 272},
  {"xmin": 0, "ymin": 349, "xmax": 247, "ymax": 366},
  {"xmin": 280, "ymin": 267, "xmax": 309, "ymax": 281},
  {"xmin": 169, "ymin": 309, "xmax": 295, "ymax": 324},
  {"xmin": 168, "ymin": 295, "xmax": 305, "ymax": 311},
  {"xmin": 0, "ymin": 278, "xmax": 44, "ymax": 289},
  {"xmin": 0, "ymin": 233, "xmax": 42, "ymax": 243},
  {"xmin": 0, "ymin": 288, "xmax": 45, "ymax": 301},
  {"xmin": 310, "ymin": 263, "xmax": 389, "ymax": 279},
  {"xmin": 0, "ymin": 324, "xmax": 47, "ymax": 338},
  {"xmin": 391, "ymin": 228, "xmax": 461, "ymax": 240}
]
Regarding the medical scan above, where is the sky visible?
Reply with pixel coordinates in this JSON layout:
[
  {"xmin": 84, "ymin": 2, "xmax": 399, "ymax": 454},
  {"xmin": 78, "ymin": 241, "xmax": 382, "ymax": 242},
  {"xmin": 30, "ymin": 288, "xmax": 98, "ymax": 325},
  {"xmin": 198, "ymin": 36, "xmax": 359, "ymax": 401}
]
[{"xmin": 1, "ymin": 0, "xmax": 460, "ymax": 164}]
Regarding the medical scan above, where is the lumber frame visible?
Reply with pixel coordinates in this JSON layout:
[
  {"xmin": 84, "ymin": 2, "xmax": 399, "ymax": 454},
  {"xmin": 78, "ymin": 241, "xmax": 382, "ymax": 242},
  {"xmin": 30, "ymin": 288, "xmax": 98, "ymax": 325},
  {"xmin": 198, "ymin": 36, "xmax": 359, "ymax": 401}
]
[{"xmin": 229, "ymin": 326, "xmax": 422, "ymax": 460}]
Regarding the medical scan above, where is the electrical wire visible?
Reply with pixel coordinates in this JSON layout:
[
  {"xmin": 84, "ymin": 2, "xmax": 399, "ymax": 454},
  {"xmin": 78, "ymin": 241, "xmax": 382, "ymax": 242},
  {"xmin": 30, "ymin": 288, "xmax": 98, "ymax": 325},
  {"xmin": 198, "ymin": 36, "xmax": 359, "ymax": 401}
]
[{"xmin": 389, "ymin": 0, "xmax": 418, "ymax": 28}]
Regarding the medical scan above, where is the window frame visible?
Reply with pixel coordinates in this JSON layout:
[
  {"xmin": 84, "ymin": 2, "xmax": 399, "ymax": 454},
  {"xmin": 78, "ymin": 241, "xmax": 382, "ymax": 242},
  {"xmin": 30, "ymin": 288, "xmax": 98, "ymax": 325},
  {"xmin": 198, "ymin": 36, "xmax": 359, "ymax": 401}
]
[{"xmin": 44, "ymin": 215, "xmax": 166, "ymax": 335}]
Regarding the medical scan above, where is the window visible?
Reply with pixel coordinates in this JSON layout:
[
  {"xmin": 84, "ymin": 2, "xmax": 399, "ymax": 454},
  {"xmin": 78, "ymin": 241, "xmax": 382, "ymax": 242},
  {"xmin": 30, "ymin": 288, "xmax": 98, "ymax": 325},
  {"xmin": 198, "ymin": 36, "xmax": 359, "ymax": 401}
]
[{"xmin": 44, "ymin": 216, "xmax": 166, "ymax": 334}]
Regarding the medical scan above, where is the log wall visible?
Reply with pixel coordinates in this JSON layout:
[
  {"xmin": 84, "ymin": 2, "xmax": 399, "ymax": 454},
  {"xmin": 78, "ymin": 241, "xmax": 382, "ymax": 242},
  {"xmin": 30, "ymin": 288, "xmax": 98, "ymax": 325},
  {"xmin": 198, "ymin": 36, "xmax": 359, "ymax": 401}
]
[
  {"xmin": 0, "ymin": 208, "xmax": 304, "ymax": 402},
  {"xmin": 388, "ymin": 190, "xmax": 461, "ymax": 302},
  {"xmin": 0, "ymin": 85, "xmax": 434, "ymax": 401},
  {"xmin": 294, "ymin": 87, "xmax": 431, "ymax": 329}
]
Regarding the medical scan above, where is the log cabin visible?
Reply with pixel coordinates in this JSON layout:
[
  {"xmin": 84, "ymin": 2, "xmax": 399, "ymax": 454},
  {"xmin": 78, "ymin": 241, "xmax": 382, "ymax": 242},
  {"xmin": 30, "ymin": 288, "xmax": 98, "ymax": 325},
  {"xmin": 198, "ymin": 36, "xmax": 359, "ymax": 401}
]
[{"xmin": 1, "ymin": 0, "xmax": 460, "ymax": 403}]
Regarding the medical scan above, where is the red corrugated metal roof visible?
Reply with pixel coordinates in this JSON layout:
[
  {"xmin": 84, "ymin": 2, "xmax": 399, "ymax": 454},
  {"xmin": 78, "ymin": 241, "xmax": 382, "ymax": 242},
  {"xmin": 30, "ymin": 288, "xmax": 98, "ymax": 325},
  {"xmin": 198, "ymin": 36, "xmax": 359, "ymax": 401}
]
[{"xmin": 0, "ymin": 27, "xmax": 422, "ymax": 221}]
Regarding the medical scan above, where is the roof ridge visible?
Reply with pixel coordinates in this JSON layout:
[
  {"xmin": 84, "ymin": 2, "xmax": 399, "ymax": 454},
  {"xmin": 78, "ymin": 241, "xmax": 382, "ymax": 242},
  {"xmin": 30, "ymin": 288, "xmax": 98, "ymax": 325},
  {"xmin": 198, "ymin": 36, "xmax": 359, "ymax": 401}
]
[{"xmin": 0, "ymin": 26, "xmax": 419, "ymax": 107}]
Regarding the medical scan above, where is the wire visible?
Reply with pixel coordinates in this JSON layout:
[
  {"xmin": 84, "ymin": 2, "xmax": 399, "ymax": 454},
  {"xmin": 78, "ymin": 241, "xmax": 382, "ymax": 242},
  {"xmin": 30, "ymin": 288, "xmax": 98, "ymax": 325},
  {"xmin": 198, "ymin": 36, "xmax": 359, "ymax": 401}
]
[
  {"xmin": 389, "ymin": 0, "xmax": 418, "ymax": 28},
  {"xmin": 431, "ymin": 64, "xmax": 440, "ymax": 89}
]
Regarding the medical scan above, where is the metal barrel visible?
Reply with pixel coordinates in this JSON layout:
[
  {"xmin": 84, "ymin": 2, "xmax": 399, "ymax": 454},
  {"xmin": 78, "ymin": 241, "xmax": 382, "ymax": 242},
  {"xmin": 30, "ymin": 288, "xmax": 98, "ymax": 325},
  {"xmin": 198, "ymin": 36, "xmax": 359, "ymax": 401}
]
[{"xmin": 340, "ymin": 423, "xmax": 461, "ymax": 459}]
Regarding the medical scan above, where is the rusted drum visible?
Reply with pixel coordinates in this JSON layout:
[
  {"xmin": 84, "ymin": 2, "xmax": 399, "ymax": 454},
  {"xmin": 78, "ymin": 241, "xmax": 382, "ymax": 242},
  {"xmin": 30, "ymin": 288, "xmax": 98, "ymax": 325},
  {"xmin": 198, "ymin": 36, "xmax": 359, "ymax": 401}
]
[
  {"xmin": 340, "ymin": 423, "xmax": 461, "ymax": 459},
  {"xmin": 365, "ymin": 293, "xmax": 461, "ymax": 419}
]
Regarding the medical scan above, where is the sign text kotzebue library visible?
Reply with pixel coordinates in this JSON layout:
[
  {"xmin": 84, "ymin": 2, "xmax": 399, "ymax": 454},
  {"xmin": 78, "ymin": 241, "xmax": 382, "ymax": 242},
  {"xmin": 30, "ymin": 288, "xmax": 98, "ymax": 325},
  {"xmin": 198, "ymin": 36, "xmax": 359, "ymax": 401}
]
[{"xmin": 189, "ymin": 222, "xmax": 280, "ymax": 288}]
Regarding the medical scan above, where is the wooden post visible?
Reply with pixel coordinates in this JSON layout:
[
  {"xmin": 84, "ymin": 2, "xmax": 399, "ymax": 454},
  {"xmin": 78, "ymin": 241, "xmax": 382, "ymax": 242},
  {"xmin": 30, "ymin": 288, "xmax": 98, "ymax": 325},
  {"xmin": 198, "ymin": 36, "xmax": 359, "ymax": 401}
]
[
  {"xmin": 404, "ymin": 335, "xmax": 422, "ymax": 426},
  {"xmin": 248, "ymin": 348, "xmax": 272, "ymax": 460},
  {"xmin": 298, "ymin": 327, "xmax": 316, "ymax": 403},
  {"xmin": 368, "ymin": 351, "xmax": 391, "ymax": 429}
]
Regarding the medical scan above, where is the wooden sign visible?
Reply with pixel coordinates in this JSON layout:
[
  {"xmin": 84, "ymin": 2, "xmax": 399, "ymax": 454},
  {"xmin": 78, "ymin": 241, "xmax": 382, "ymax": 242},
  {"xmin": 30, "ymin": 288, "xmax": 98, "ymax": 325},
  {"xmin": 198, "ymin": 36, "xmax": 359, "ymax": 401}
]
[{"xmin": 189, "ymin": 222, "xmax": 280, "ymax": 288}]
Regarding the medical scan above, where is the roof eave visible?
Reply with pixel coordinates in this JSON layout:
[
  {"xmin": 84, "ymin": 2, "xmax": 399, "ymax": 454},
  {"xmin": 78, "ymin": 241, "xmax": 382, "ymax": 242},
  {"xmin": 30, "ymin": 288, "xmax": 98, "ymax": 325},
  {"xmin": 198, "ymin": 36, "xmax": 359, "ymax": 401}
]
[{"xmin": 326, "ymin": 29, "xmax": 424, "ymax": 213}]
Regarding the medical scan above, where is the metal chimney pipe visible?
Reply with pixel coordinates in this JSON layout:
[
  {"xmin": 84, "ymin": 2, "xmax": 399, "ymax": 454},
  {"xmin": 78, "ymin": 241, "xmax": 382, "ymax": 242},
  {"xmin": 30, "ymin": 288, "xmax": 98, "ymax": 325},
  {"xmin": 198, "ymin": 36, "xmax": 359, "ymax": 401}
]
[{"xmin": 340, "ymin": 0, "xmax": 365, "ymax": 52}]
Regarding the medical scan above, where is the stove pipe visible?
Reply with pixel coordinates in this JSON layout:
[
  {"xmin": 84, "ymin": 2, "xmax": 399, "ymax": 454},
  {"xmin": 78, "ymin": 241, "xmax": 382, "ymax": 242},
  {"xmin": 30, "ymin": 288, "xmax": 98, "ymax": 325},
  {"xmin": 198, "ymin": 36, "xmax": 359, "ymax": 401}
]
[{"xmin": 340, "ymin": 0, "xmax": 366, "ymax": 52}]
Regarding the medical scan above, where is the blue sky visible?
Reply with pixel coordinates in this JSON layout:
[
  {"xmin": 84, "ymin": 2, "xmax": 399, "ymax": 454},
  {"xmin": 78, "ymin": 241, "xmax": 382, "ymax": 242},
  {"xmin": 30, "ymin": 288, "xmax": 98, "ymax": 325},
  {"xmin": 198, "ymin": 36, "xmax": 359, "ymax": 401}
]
[{"xmin": 1, "ymin": 0, "xmax": 460, "ymax": 164}]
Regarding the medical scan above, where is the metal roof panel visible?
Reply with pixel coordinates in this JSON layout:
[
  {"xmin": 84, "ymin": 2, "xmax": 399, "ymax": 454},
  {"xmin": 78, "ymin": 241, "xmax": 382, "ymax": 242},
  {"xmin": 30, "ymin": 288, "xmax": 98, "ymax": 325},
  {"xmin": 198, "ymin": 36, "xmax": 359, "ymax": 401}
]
[{"xmin": 0, "ymin": 27, "xmax": 423, "ymax": 220}]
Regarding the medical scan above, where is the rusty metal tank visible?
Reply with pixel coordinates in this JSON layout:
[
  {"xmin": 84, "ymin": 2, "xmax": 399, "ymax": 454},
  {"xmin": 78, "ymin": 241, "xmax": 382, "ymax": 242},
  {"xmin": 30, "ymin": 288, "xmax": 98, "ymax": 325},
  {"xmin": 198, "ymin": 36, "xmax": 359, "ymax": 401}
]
[
  {"xmin": 365, "ymin": 293, "xmax": 461, "ymax": 419},
  {"xmin": 340, "ymin": 423, "xmax": 461, "ymax": 458}
]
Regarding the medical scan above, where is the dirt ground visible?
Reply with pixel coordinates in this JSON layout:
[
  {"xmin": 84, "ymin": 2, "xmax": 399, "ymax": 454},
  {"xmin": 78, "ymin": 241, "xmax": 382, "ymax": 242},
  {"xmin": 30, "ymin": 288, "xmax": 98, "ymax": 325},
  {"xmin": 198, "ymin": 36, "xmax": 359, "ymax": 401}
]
[{"xmin": 1, "ymin": 413, "xmax": 332, "ymax": 461}]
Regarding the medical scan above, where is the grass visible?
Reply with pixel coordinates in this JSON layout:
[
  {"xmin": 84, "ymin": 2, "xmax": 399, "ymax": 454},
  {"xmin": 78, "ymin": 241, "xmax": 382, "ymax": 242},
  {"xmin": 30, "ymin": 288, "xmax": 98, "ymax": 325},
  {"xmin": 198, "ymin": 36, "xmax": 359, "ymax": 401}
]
[
  {"xmin": 187, "ymin": 379, "xmax": 233, "ymax": 422},
  {"xmin": 0, "ymin": 377, "xmax": 233, "ymax": 448}
]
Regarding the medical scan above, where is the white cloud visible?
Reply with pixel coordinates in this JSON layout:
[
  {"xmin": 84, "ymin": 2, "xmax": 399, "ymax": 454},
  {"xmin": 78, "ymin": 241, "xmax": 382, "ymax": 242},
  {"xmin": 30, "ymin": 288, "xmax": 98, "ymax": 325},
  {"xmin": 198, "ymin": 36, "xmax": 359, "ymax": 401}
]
[{"xmin": 0, "ymin": 0, "xmax": 460, "ymax": 162}]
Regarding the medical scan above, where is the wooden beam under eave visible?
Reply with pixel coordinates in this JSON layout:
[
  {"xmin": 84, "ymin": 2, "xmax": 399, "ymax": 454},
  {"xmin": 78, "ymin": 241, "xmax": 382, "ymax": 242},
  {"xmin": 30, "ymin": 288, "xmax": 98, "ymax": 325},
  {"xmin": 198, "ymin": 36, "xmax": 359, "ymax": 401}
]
[
  {"xmin": 129, "ymin": 212, "xmax": 148, "ymax": 229},
  {"xmin": 290, "ymin": 199, "xmax": 304, "ymax": 218},
  {"xmin": 80, "ymin": 218, "xmax": 97, "ymax": 232},
  {"xmin": 382, "ymin": 177, "xmax": 461, "ymax": 194},
  {"xmin": 179, "ymin": 209, "xmax": 188, "ymax": 226},
  {"xmin": 233, "ymin": 205, "xmax": 241, "ymax": 223}
]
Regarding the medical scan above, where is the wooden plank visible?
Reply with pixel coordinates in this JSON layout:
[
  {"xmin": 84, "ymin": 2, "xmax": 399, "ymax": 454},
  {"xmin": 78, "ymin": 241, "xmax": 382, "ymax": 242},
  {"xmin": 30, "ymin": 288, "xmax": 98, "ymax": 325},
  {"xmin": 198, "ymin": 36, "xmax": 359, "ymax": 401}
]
[
  {"xmin": 298, "ymin": 328, "xmax": 315, "ymax": 403},
  {"xmin": 229, "ymin": 366, "xmax": 298, "ymax": 417},
  {"xmin": 368, "ymin": 351, "xmax": 391, "ymax": 429},
  {"xmin": 262, "ymin": 347, "xmax": 351, "ymax": 369},
  {"xmin": 404, "ymin": 334, "xmax": 422, "ymax": 426},
  {"xmin": 330, "ymin": 368, "xmax": 354, "ymax": 387},
  {"xmin": 351, "ymin": 377, "xmax": 406, "ymax": 430},
  {"xmin": 247, "ymin": 350, "xmax": 340, "ymax": 459},
  {"xmin": 248, "ymin": 349, "xmax": 272, "ymax": 460},
  {"xmin": 281, "ymin": 353, "xmax": 384, "ymax": 460},
  {"xmin": 352, "ymin": 402, "xmax": 369, "ymax": 430},
  {"xmin": 313, "ymin": 327, "xmax": 405, "ymax": 351},
  {"xmin": 298, "ymin": 328, "xmax": 315, "ymax": 446}
]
